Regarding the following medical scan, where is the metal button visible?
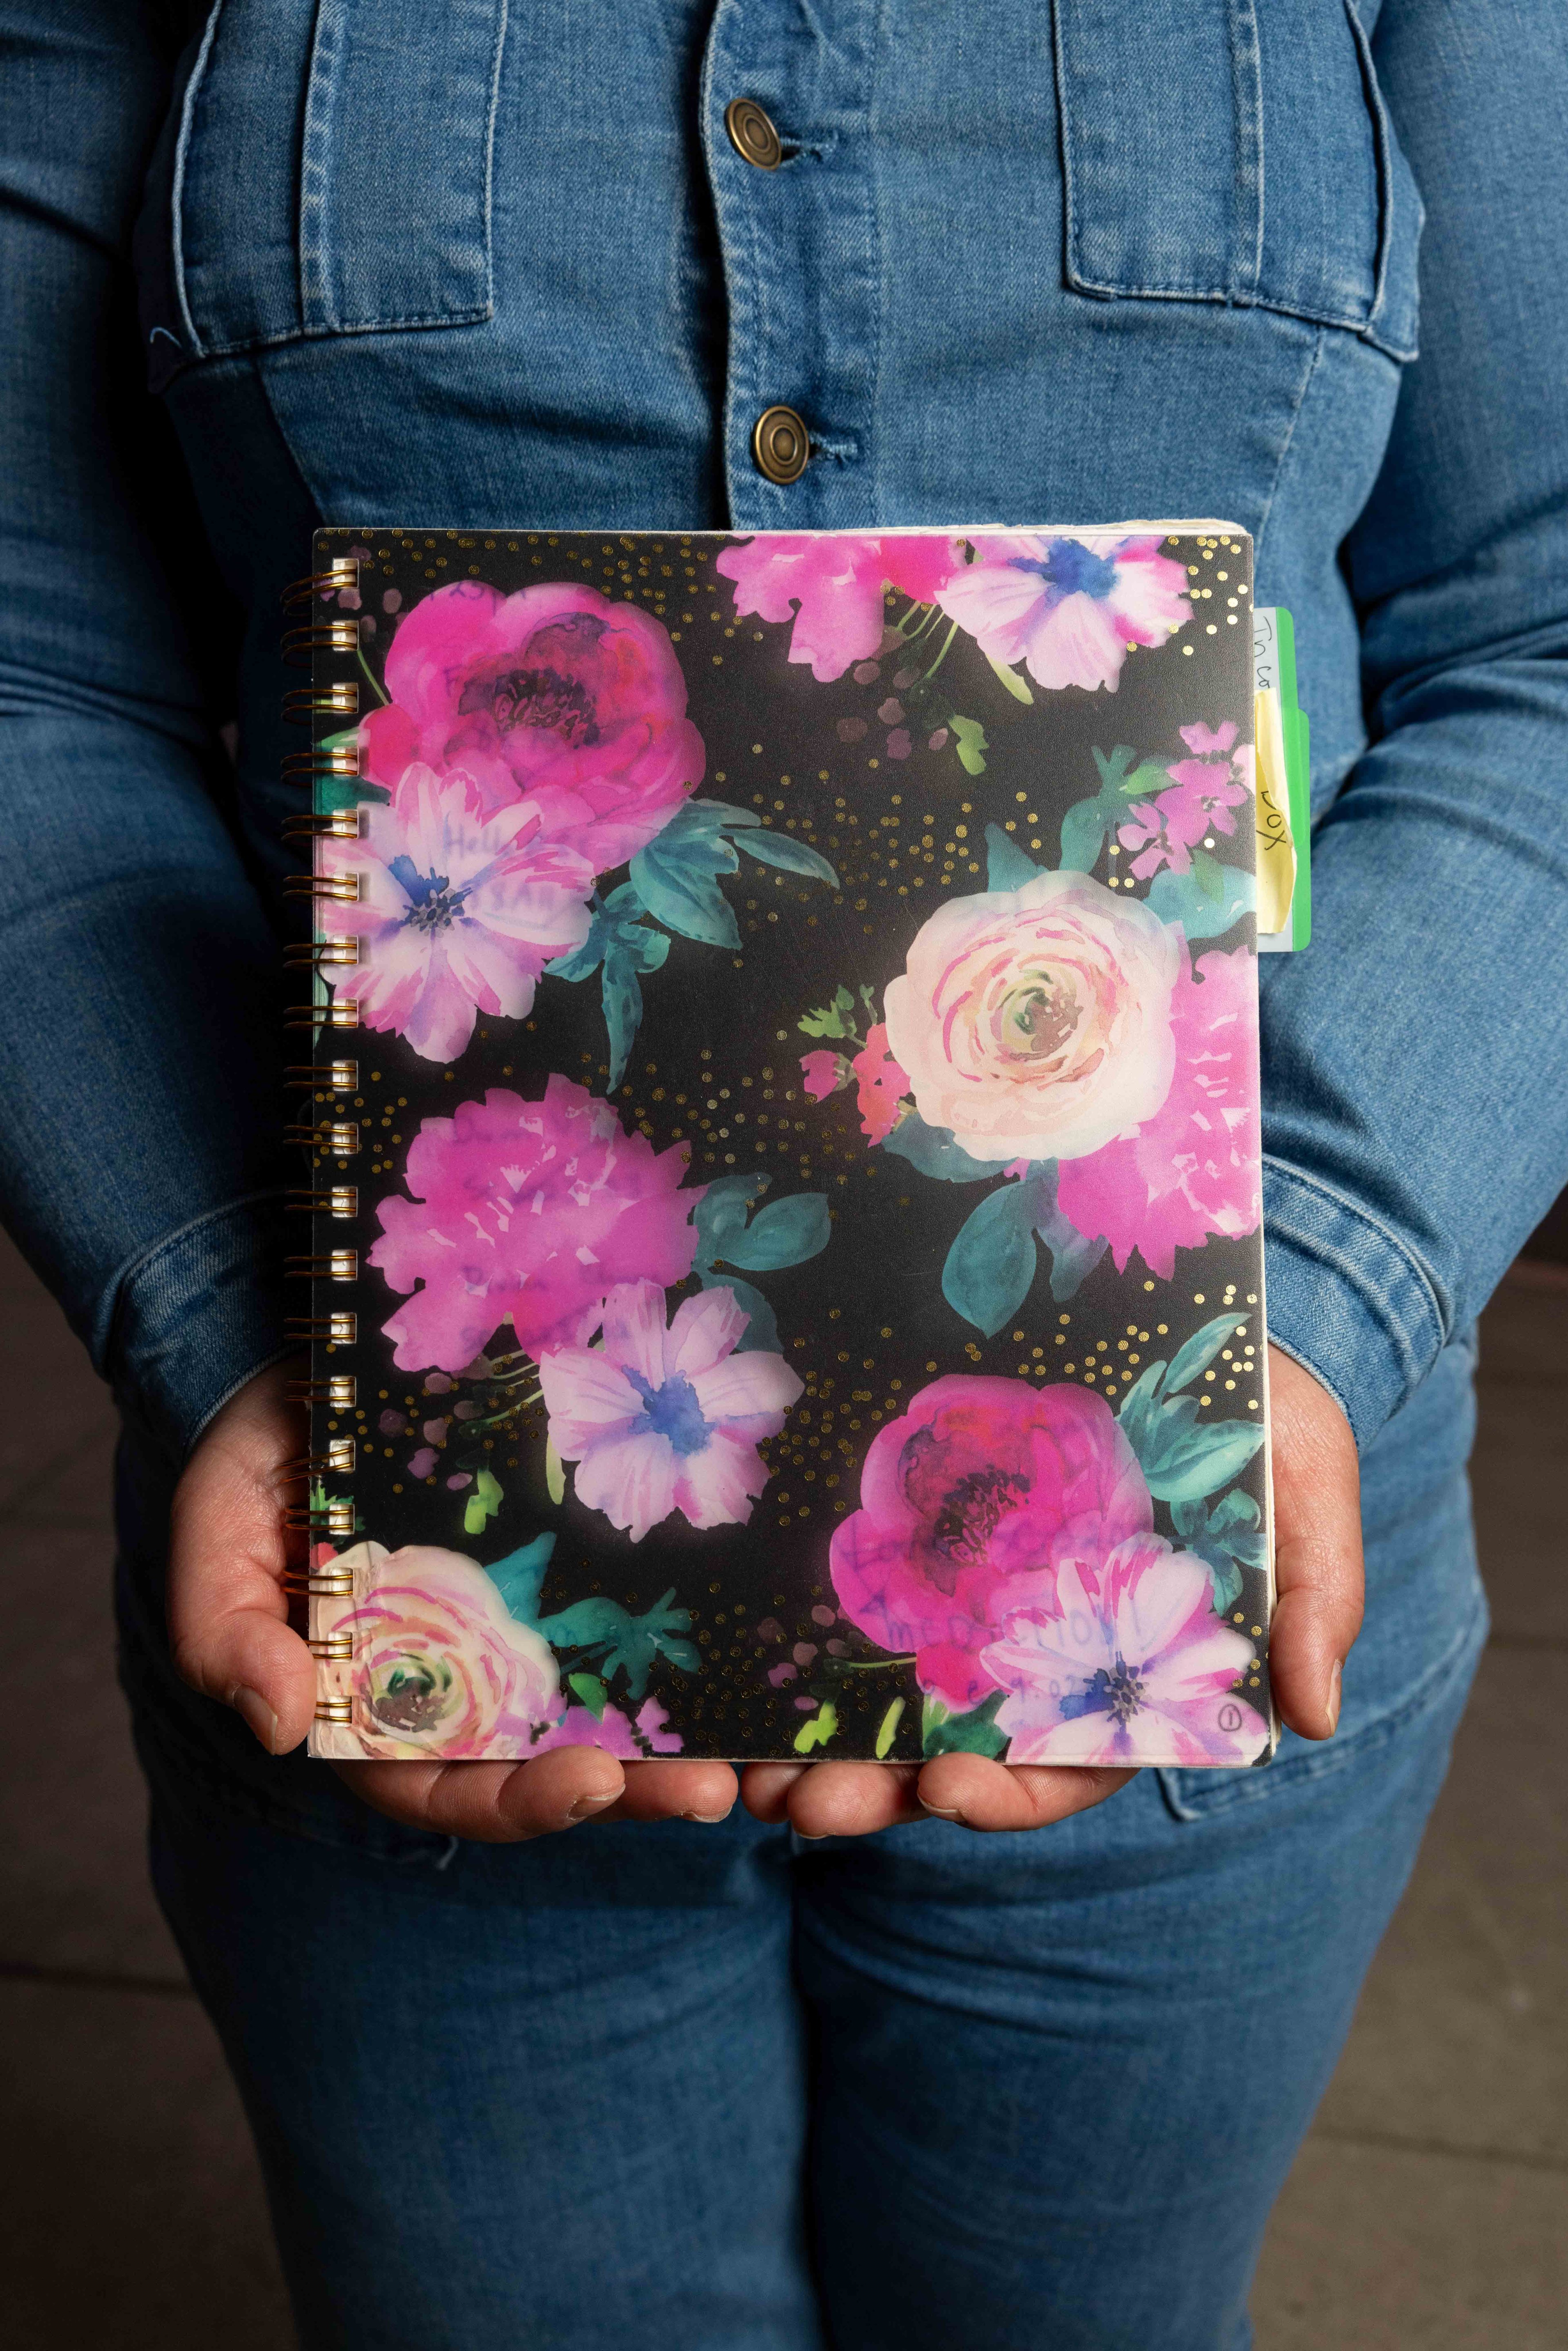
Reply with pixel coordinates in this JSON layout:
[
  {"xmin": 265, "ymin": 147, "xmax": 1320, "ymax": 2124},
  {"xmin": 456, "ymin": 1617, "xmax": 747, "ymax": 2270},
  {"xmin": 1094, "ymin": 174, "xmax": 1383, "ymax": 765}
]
[
  {"xmin": 752, "ymin": 406, "xmax": 810, "ymax": 484},
  {"xmin": 725, "ymin": 97, "xmax": 783, "ymax": 170}
]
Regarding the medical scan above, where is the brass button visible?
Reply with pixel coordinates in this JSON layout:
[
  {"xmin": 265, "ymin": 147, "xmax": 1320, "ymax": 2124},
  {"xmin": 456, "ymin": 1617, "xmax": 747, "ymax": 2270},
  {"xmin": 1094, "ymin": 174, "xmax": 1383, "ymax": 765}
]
[
  {"xmin": 752, "ymin": 405, "xmax": 810, "ymax": 485},
  {"xmin": 725, "ymin": 97, "xmax": 783, "ymax": 170}
]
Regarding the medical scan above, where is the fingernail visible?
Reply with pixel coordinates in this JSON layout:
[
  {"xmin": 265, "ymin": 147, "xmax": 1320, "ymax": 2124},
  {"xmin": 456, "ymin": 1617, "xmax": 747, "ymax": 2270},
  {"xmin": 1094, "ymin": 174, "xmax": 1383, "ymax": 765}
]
[
  {"xmin": 918, "ymin": 1800, "xmax": 962, "ymax": 1821},
  {"xmin": 231, "ymin": 1687, "xmax": 277, "ymax": 1753},
  {"xmin": 682, "ymin": 1810, "xmax": 732, "ymax": 1824},
  {"xmin": 567, "ymin": 1792, "xmax": 615, "ymax": 1823},
  {"xmin": 1326, "ymin": 1658, "xmax": 1343, "ymax": 1736},
  {"xmin": 796, "ymin": 1830, "xmax": 830, "ymax": 1841}
]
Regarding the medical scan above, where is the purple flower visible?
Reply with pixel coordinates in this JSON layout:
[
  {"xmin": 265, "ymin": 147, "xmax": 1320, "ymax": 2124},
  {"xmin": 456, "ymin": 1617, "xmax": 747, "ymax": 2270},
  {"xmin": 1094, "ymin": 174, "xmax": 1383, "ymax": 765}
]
[
  {"xmin": 935, "ymin": 533, "xmax": 1191, "ymax": 693},
  {"xmin": 538, "ymin": 1280, "xmax": 803, "ymax": 1542},
  {"xmin": 319, "ymin": 761, "xmax": 595, "ymax": 1063}
]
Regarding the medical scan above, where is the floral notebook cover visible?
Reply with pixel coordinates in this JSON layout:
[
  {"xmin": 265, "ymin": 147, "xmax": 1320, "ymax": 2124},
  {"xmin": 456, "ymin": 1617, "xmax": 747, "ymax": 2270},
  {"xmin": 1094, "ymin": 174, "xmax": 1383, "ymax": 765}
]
[{"xmin": 301, "ymin": 523, "xmax": 1276, "ymax": 1770}]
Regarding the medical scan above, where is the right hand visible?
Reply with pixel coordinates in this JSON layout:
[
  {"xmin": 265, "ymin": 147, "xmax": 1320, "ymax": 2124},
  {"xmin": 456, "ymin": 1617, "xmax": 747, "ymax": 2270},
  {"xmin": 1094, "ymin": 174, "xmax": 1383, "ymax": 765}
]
[{"xmin": 166, "ymin": 1362, "xmax": 741, "ymax": 1841}]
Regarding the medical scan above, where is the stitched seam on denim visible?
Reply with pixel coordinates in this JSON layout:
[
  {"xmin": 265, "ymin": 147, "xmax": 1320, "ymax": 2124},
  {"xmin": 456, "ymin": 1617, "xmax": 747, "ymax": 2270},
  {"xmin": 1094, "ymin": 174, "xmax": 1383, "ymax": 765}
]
[
  {"xmin": 168, "ymin": 0, "xmax": 226, "ymax": 359},
  {"xmin": 1263, "ymin": 1155, "xmax": 1450, "ymax": 1362},
  {"xmin": 191, "ymin": 308, "xmax": 496, "ymax": 361},
  {"xmin": 1180, "ymin": 1587, "xmax": 1486, "ymax": 1815},
  {"xmin": 1343, "ymin": 0, "xmax": 1395, "ymax": 339},
  {"xmin": 1229, "ymin": 0, "xmax": 1264, "ymax": 300},
  {"xmin": 865, "ymin": 0, "xmax": 890, "ymax": 516},
  {"xmin": 1253, "ymin": 328, "xmax": 1324, "ymax": 565},
  {"xmin": 480, "ymin": 0, "xmax": 510, "ymax": 319},
  {"xmin": 107, "ymin": 1187, "xmax": 288, "ymax": 1311}
]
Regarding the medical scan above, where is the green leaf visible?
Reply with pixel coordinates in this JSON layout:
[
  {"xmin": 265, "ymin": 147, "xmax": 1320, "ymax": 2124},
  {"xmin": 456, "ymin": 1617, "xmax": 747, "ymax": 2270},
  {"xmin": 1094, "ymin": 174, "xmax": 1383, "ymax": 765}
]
[
  {"xmin": 712, "ymin": 1192, "xmax": 831, "ymax": 1272},
  {"xmin": 1058, "ymin": 792, "xmax": 1114, "ymax": 873},
  {"xmin": 941, "ymin": 1181, "xmax": 1038, "ymax": 1335},
  {"xmin": 462, "ymin": 1466, "xmax": 503, "ymax": 1536},
  {"xmin": 567, "ymin": 1672, "xmax": 608, "ymax": 1719},
  {"xmin": 793, "ymin": 1702, "xmax": 839, "ymax": 1755},
  {"xmin": 1165, "ymin": 1312, "xmax": 1249, "ymax": 1396},
  {"xmin": 874, "ymin": 1697, "xmax": 906, "ymax": 1759},
  {"xmin": 922, "ymin": 1689, "xmax": 1007, "ymax": 1757},
  {"xmin": 693, "ymin": 797, "xmax": 762, "ymax": 829},
  {"xmin": 1145, "ymin": 862, "xmax": 1255, "ymax": 941},
  {"xmin": 985, "ymin": 653, "xmax": 1033, "ymax": 704},
  {"xmin": 600, "ymin": 942, "xmax": 645, "ymax": 1091},
  {"xmin": 920, "ymin": 1695, "xmax": 949, "ymax": 1749},
  {"xmin": 984, "ymin": 823, "xmax": 1040, "ymax": 892},
  {"xmin": 1027, "ymin": 1161, "xmax": 1108, "ymax": 1301},
  {"xmin": 799, "ymin": 998, "xmax": 854, "ymax": 1040},
  {"xmin": 1189, "ymin": 845, "xmax": 1224, "ymax": 903},
  {"xmin": 950, "ymin": 713, "xmax": 989, "ymax": 774},
  {"xmin": 485, "ymin": 1532, "xmax": 557, "ymax": 1626},
  {"xmin": 545, "ymin": 1440, "xmax": 566, "ymax": 1506},
  {"xmin": 882, "ymin": 1114, "xmax": 1013, "ymax": 1183},
  {"xmin": 1140, "ymin": 1417, "xmax": 1266, "ymax": 1505},
  {"xmin": 629, "ymin": 805, "xmax": 742, "ymax": 947},
  {"xmin": 538, "ymin": 1589, "xmax": 700, "ymax": 1698},
  {"xmin": 317, "ymin": 772, "xmax": 390, "ymax": 813},
  {"xmin": 1117, "ymin": 1359, "xmax": 1168, "ymax": 1454},
  {"xmin": 741, "ymin": 831, "xmax": 841, "ymax": 886}
]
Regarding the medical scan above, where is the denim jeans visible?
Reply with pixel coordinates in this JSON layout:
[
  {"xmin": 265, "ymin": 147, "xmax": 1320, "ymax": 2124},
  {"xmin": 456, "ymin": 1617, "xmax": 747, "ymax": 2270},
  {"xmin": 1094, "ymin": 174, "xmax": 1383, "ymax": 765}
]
[{"xmin": 128, "ymin": 1334, "xmax": 1485, "ymax": 2348}]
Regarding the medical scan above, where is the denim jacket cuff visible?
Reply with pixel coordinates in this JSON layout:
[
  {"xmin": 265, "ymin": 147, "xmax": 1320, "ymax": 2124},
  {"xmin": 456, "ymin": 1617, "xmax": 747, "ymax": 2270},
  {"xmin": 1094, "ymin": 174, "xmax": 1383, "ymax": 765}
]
[
  {"xmin": 1261, "ymin": 1158, "xmax": 1449, "ymax": 1453},
  {"xmin": 98, "ymin": 1190, "xmax": 291, "ymax": 1462}
]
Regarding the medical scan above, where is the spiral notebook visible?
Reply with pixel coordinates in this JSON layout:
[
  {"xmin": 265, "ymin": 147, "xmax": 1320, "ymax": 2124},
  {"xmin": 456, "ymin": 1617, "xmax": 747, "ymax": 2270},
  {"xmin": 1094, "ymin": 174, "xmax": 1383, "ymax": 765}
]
[{"xmin": 286, "ymin": 523, "xmax": 1279, "ymax": 1769}]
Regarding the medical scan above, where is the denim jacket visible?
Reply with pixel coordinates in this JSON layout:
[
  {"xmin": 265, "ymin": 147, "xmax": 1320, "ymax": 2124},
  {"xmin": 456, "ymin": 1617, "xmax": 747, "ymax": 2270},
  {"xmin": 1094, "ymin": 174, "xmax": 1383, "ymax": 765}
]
[{"xmin": 2, "ymin": 0, "xmax": 1565, "ymax": 1462}]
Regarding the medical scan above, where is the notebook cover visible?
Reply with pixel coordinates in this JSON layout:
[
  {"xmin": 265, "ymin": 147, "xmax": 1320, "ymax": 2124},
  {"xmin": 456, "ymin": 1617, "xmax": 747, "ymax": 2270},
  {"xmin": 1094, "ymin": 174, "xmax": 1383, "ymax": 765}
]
[{"xmin": 299, "ymin": 524, "xmax": 1276, "ymax": 1769}]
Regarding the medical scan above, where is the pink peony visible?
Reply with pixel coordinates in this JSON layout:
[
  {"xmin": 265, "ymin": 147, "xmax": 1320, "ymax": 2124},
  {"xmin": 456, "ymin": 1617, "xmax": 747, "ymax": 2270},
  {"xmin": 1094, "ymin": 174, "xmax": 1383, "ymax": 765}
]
[
  {"xmin": 883, "ymin": 869, "xmax": 1180, "ymax": 1164},
  {"xmin": 370, "ymin": 1076, "xmax": 702, "ymax": 1373},
  {"xmin": 1055, "ymin": 947, "xmax": 1261, "ymax": 1278},
  {"xmin": 983, "ymin": 1536, "xmax": 1269, "ymax": 1766},
  {"xmin": 715, "ymin": 532, "xmax": 961, "ymax": 682},
  {"xmin": 359, "ymin": 579, "xmax": 705, "ymax": 871},
  {"xmin": 318, "ymin": 761, "xmax": 593, "ymax": 1062},
  {"xmin": 800, "ymin": 1048, "xmax": 848, "ymax": 1101},
  {"xmin": 935, "ymin": 533, "xmax": 1191, "ymax": 693},
  {"xmin": 538, "ymin": 1280, "xmax": 803, "ymax": 1542},
  {"xmin": 829, "ymin": 1375, "xmax": 1152, "ymax": 1709},
  {"xmin": 334, "ymin": 1540, "xmax": 564, "ymax": 1758},
  {"xmin": 1118, "ymin": 724, "xmax": 1253, "ymax": 880},
  {"xmin": 849, "ymin": 1022, "xmax": 910, "ymax": 1143},
  {"xmin": 533, "ymin": 1695, "xmax": 684, "ymax": 1756}
]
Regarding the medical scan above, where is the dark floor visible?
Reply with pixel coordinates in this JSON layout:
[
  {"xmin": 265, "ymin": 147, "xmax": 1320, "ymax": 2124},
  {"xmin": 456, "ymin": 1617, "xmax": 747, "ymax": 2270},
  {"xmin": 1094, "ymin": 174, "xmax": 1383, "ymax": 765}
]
[{"xmin": 0, "ymin": 1235, "xmax": 1563, "ymax": 2348}]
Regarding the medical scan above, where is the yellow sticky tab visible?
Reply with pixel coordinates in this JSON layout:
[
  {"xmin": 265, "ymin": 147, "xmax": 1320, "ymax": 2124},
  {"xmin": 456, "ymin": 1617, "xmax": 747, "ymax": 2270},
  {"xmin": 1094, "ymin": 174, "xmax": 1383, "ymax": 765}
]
[{"xmin": 1253, "ymin": 685, "xmax": 1296, "ymax": 936}]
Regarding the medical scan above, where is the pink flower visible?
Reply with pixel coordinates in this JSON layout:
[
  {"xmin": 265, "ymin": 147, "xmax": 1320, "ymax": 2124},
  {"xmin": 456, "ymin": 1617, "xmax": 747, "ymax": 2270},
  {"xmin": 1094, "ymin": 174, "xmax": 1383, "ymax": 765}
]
[
  {"xmin": 800, "ymin": 1048, "xmax": 849, "ymax": 1101},
  {"xmin": 849, "ymin": 1022, "xmax": 910, "ymax": 1143},
  {"xmin": 359, "ymin": 579, "xmax": 705, "ymax": 871},
  {"xmin": 1118, "ymin": 725, "xmax": 1253, "ymax": 880},
  {"xmin": 318, "ymin": 762, "xmax": 593, "ymax": 1062},
  {"xmin": 935, "ymin": 534, "xmax": 1191, "ymax": 693},
  {"xmin": 370, "ymin": 1076, "xmax": 702, "ymax": 1373},
  {"xmin": 829, "ymin": 1375, "xmax": 1152, "ymax": 1709},
  {"xmin": 1056, "ymin": 947, "xmax": 1261, "ymax": 1278},
  {"xmin": 715, "ymin": 533, "xmax": 961, "ymax": 682},
  {"xmin": 334, "ymin": 1541, "xmax": 564, "ymax": 1757},
  {"xmin": 538, "ymin": 1281, "xmax": 803, "ymax": 1542},
  {"xmin": 982, "ymin": 1536, "xmax": 1268, "ymax": 1766},
  {"xmin": 533, "ymin": 1695, "xmax": 684, "ymax": 1756},
  {"xmin": 882, "ymin": 869, "xmax": 1180, "ymax": 1164}
]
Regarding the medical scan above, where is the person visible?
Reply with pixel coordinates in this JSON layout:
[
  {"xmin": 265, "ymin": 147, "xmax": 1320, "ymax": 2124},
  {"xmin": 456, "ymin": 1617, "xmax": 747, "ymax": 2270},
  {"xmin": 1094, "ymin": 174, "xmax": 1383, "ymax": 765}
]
[{"xmin": 3, "ymin": 4, "xmax": 1564, "ymax": 2344}]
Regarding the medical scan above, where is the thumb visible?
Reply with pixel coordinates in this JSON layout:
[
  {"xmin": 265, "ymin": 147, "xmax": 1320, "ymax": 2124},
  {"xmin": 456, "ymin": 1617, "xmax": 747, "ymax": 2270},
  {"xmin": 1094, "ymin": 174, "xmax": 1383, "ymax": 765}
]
[
  {"xmin": 1265, "ymin": 1345, "xmax": 1365, "ymax": 1742},
  {"xmin": 167, "ymin": 1364, "xmax": 318, "ymax": 1755}
]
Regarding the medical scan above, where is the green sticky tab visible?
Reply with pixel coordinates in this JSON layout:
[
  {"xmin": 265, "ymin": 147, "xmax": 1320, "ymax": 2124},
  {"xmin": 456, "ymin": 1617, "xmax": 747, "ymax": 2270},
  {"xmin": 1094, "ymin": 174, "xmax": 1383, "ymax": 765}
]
[{"xmin": 1253, "ymin": 606, "xmax": 1312, "ymax": 950}]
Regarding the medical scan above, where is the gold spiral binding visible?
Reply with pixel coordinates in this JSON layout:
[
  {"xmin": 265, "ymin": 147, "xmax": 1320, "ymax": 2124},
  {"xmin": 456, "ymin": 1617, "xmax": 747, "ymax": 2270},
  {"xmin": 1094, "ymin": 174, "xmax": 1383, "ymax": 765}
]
[
  {"xmin": 286, "ymin": 1376, "xmax": 357, "ymax": 1409},
  {"xmin": 283, "ymin": 873, "xmax": 361, "ymax": 904},
  {"xmin": 285, "ymin": 1189, "xmax": 358, "ymax": 1219},
  {"xmin": 283, "ymin": 620, "xmax": 360, "ymax": 668},
  {"xmin": 286, "ymin": 1249, "xmax": 359, "ymax": 1280},
  {"xmin": 285, "ymin": 1001, "xmax": 360, "ymax": 1031},
  {"xmin": 284, "ymin": 547, "xmax": 367, "ymax": 1747},
  {"xmin": 284, "ymin": 1122, "xmax": 360, "ymax": 1155},
  {"xmin": 282, "ymin": 809, "xmax": 363, "ymax": 843},
  {"xmin": 282, "ymin": 559, "xmax": 359, "ymax": 611},
  {"xmin": 283, "ymin": 682, "xmax": 359, "ymax": 725},
  {"xmin": 286, "ymin": 1313, "xmax": 358, "ymax": 1346}
]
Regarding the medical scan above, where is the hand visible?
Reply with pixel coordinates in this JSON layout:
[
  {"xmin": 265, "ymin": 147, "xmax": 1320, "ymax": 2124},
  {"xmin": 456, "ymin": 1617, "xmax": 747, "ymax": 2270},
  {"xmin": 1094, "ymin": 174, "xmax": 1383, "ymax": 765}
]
[
  {"xmin": 167, "ymin": 1363, "xmax": 739, "ymax": 1841},
  {"xmin": 738, "ymin": 1343, "xmax": 1365, "ymax": 1838}
]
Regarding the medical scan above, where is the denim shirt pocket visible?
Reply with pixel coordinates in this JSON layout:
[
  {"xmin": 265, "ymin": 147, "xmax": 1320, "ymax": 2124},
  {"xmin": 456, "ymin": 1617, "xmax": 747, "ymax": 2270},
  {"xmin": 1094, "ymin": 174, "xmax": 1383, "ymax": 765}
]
[
  {"xmin": 1053, "ymin": 0, "xmax": 1422, "ymax": 361},
  {"xmin": 142, "ymin": 0, "xmax": 508, "ymax": 387}
]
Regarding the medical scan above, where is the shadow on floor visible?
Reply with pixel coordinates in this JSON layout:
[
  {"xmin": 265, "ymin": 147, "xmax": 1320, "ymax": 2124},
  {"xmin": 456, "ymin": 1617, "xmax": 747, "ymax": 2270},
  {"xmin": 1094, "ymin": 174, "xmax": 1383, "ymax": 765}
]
[{"xmin": 0, "ymin": 1238, "xmax": 1562, "ymax": 2349}]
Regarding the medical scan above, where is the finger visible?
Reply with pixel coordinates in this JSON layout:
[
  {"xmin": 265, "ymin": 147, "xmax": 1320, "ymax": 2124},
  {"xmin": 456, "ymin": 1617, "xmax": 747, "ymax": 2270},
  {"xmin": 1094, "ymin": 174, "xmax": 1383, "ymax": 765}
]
[
  {"xmin": 167, "ymin": 1365, "xmax": 316, "ymax": 1754},
  {"xmin": 739, "ymin": 1763, "xmax": 808, "ymax": 1823},
  {"xmin": 332, "ymin": 1747, "xmax": 625, "ymax": 1842},
  {"xmin": 785, "ymin": 1760, "xmax": 925, "ymax": 1838},
  {"xmin": 606, "ymin": 1760, "xmax": 739, "ymax": 1825},
  {"xmin": 916, "ymin": 1754, "xmax": 1135, "ymax": 1831},
  {"xmin": 1266, "ymin": 1347, "xmax": 1365, "ymax": 1741}
]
